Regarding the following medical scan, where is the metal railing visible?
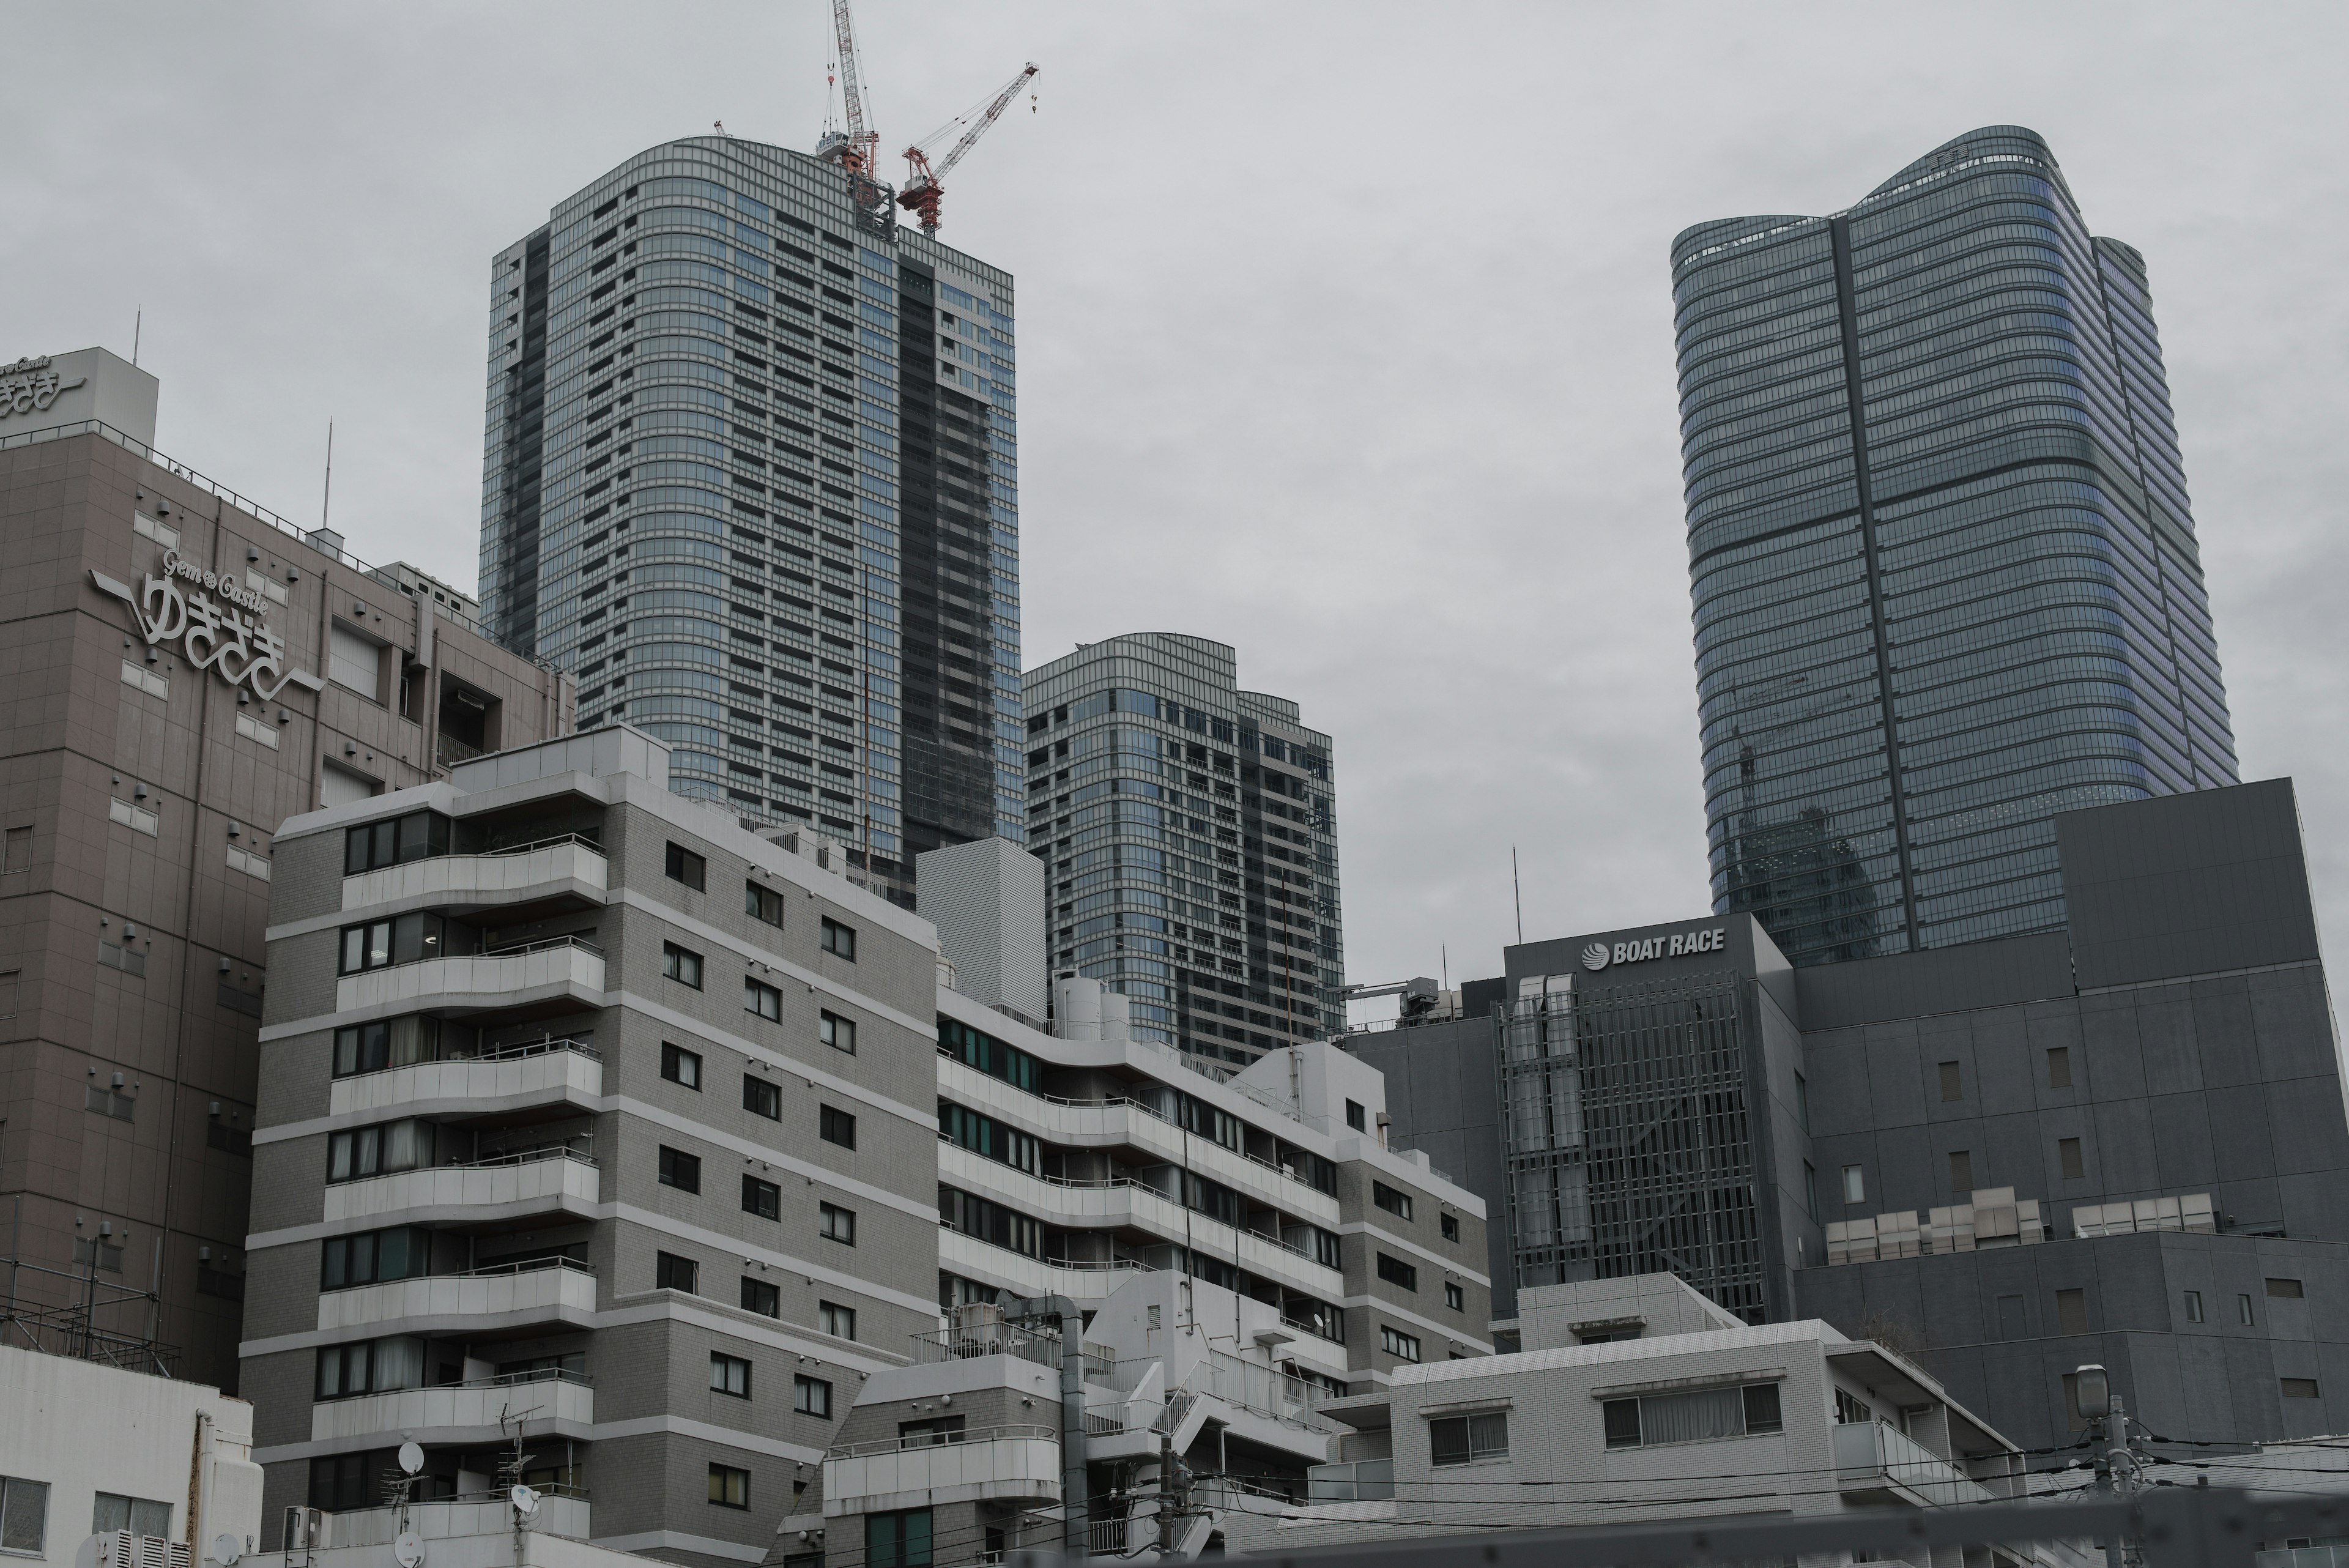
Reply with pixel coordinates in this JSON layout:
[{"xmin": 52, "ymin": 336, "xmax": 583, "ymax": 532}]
[
  {"xmin": 321, "ymin": 1255, "xmax": 593, "ymax": 1295},
  {"xmin": 479, "ymin": 832, "xmax": 606, "ymax": 859},
  {"xmin": 480, "ymin": 934, "xmax": 606, "ymax": 960},
  {"xmin": 908, "ymin": 1323, "xmax": 1063, "ymax": 1370},
  {"xmin": 1833, "ymin": 1419, "xmax": 1995, "ymax": 1509},
  {"xmin": 1307, "ymin": 1457, "xmax": 1395, "ymax": 1503},
  {"xmin": 336, "ymin": 1036, "xmax": 599, "ymax": 1080},
  {"xmin": 825, "ymin": 1423, "xmax": 1055, "ymax": 1460},
  {"xmin": 454, "ymin": 1145, "xmax": 599, "ymax": 1172}
]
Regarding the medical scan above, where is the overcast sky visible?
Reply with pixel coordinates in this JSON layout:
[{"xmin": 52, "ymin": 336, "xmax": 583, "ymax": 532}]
[{"xmin": 8, "ymin": 2, "xmax": 2348, "ymax": 1000}]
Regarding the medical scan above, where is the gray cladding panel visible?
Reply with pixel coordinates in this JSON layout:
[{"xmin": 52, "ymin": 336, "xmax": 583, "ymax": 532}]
[{"xmin": 1795, "ymin": 932, "xmax": 2074, "ymax": 1032}]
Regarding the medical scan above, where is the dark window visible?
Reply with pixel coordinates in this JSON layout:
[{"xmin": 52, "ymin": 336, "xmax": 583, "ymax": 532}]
[
  {"xmin": 327, "ymin": 1120, "xmax": 439, "ymax": 1183},
  {"xmin": 710, "ymin": 1352, "xmax": 751, "ymax": 1398},
  {"xmin": 332, "ymin": 1016, "xmax": 443, "ymax": 1077},
  {"xmin": 741, "ymin": 1277, "xmax": 780, "ymax": 1317},
  {"xmin": 821, "ymin": 1105, "xmax": 856, "ymax": 1148},
  {"xmin": 746, "ymin": 978, "xmax": 783, "ymax": 1020},
  {"xmin": 2184, "ymin": 1291, "xmax": 2205, "ymax": 1323},
  {"xmin": 314, "ymin": 1335, "xmax": 426, "ymax": 1400},
  {"xmin": 1804, "ymin": 1161, "xmax": 1818, "ymax": 1221},
  {"xmin": 1345, "ymin": 1099, "xmax": 1366, "ymax": 1132},
  {"xmin": 321, "ymin": 1226, "xmax": 432, "ymax": 1290},
  {"xmin": 2284, "ymin": 1378, "xmax": 2322, "ymax": 1399},
  {"xmin": 820, "ymin": 1300, "xmax": 856, "ymax": 1340},
  {"xmin": 1603, "ymin": 1399, "xmax": 1641, "ymax": 1448},
  {"xmin": 1444, "ymin": 1282, "xmax": 1464, "ymax": 1311},
  {"xmin": 744, "ymin": 1075, "xmax": 782, "ymax": 1120},
  {"xmin": 92, "ymin": 1493, "xmax": 171, "ymax": 1540},
  {"xmin": 1380, "ymin": 1325, "xmax": 1419, "ymax": 1362},
  {"xmin": 2057, "ymin": 1287, "xmax": 2088, "ymax": 1334},
  {"xmin": 664, "ymin": 943, "xmax": 703, "ymax": 988},
  {"xmin": 795, "ymin": 1374, "xmax": 831, "ymax": 1416},
  {"xmin": 821, "ymin": 1203, "xmax": 856, "ymax": 1244},
  {"xmin": 662, "ymin": 1042, "xmax": 702, "ymax": 1089},
  {"xmin": 821, "ymin": 1010, "xmax": 856, "ymax": 1053},
  {"xmin": 2047, "ymin": 1046, "xmax": 2073, "ymax": 1088},
  {"xmin": 707, "ymin": 1464, "xmax": 749, "ymax": 1509},
  {"xmin": 1948, "ymin": 1150, "xmax": 1973, "ymax": 1193},
  {"xmin": 343, "ymin": 810, "xmax": 450, "ymax": 874},
  {"xmin": 1376, "ymin": 1254, "xmax": 1417, "ymax": 1291},
  {"xmin": 338, "ymin": 912, "xmax": 475, "ymax": 974},
  {"xmin": 1372, "ymin": 1182, "xmax": 1412, "ymax": 1221},
  {"xmin": 1440, "ymin": 1213, "xmax": 1460, "ymax": 1243},
  {"xmin": 2268, "ymin": 1278, "xmax": 2306, "ymax": 1299},
  {"xmin": 2059, "ymin": 1137, "xmax": 2085, "ymax": 1180},
  {"xmin": 1743, "ymin": 1381, "xmax": 1783, "ymax": 1433},
  {"xmin": 2240, "ymin": 1293, "xmax": 2257, "ymax": 1325},
  {"xmin": 746, "ymin": 880, "xmax": 785, "ymax": 927},
  {"xmin": 867, "ymin": 1509, "xmax": 932, "ymax": 1568},
  {"xmin": 938, "ymin": 1019, "xmax": 1041, "ymax": 1091},
  {"xmin": 659, "ymin": 1146, "xmax": 702, "ymax": 1194},
  {"xmin": 820, "ymin": 918, "xmax": 856, "ymax": 960},
  {"xmin": 666, "ymin": 842, "xmax": 707, "ymax": 891},
  {"xmin": 743, "ymin": 1174, "xmax": 781, "ymax": 1220},
  {"xmin": 1938, "ymin": 1061, "xmax": 1962, "ymax": 1101},
  {"xmin": 658, "ymin": 1252, "xmax": 699, "ymax": 1293}
]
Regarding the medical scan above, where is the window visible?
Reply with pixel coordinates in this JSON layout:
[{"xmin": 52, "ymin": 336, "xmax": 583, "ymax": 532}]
[
  {"xmin": 91, "ymin": 1494, "xmax": 173, "ymax": 1539},
  {"xmin": 321, "ymin": 1226, "xmax": 432, "ymax": 1290},
  {"xmin": 662, "ymin": 1042, "xmax": 702, "ymax": 1089},
  {"xmin": 2184, "ymin": 1290, "xmax": 2205, "ymax": 1323},
  {"xmin": 2047, "ymin": 1046, "xmax": 2073, "ymax": 1088},
  {"xmin": 820, "ymin": 917, "xmax": 856, "ymax": 960},
  {"xmin": 343, "ymin": 811, "xmax": 451, "ymax": 874},
  {"xmin": 2058, "ymin": 1137, "xmax": 2085, "ymax": 1180},
  {"xmin": 327, "ymin": 1120, "xmax": 440, "ymax": 1183},
  {"xmin": 707, "ymin": 1464, "xmax": 750, "ymax": 1509},
  {"xmin": 0, "ymin": 1474, "xmax": 48, "ymax": 1555},
  {"xmin": 744, "ymin": 1074, "xmax": 782, "ymax": 1120},
  {"xmin": 1445, "ymin": 1281, "xmax": 1464, "ymax": 1311},
  {"xmin": 940, "ymin": 1103, "xmax": 1041, "ymax": 1174},
  {"xmin": 821, "ymin": 1010, "xmax": 856, "ymax": 1053},
  {"xmin": 1938, "ymin": 1061, "xmax": 1962, "ymax": 1101},
  {"xmin": 1429, "ymin": 1411, "xmax": 1508, "ymax": 1466},
  {"xmin": 659, "ymin": 1145, "xmax": 702, "ymax": 1194},
  {"xmin": 2057, "ymin": 1287, "xmax": 2088, "ymax": 1334},
  {"xmin": 821, "ymin": 1105, "xmax": 856, "ymax": 1148},
  {"xmin": 743, "ymin": 1174, "xmax": 782, "ymax": 1220},
  {"xmin": 746, "ymin": 978, "xmax": 782, "ymax": 1020},
  {"xmin": 746, "ymin": 880, "xmax": 785, "ymax": 926},
  {"xmin": 822, "ymin": 1203, "xmax": 856, "ymax": 1244},
  {"xmin": 741, "ymin": 1277, "xmax": 780, "ymax": 1317},
  {"xmin": 338, "ymin": 912, "xmax": 474, "ymax": 974},
  {"xmin": 314, "ymin": 1335, "xmax": 425, "ymax": 1400},
  {"xmin": 663, "ymin": 943, "xmax": 703, "ymax": 987},
  {"xmin": 657, "ymin": 1251, "xmax": 699, "ymax": 1293},
  {"xmin": 2268, "ymin": 1278, "xmax": 2306, "ymax": 1299},
  {"xmin": 1603, "ymin": 1383, "xmax": 1782, "ymax": 1447},
  {"xmin": 867, "ymin": 1509, "xmax": 932, "ymax": 1568},
  {"xmin": 1372, "ymin": 1182, "xmax": 1413, "ymax": 1221},
  {"xmin": 795, "ymin": 1374, "xmax": 832, "ymax": 1416},
  {"xmin": 898, "ymin": 1416, "xmax": 965, "ymax": 1447},
  {"xmin": 1376, "ymin": 1253, "xmax": 1417, "ymax": 1291},
  {"xmin": 333, "ymin": 1016, "xmax": 443, "ymax": 1077},
  {"xmin": 667, "ymin": 842, "xmax": 707, "ymax": 891},
  {"xmin": 329, "ymin": 622, "xmax": 382, "ymax": 700},
  {"xmin": 2240, "ymin": 1293, "xmax": 2257, "ymax": 1325},
  {"xmin": 1, "ymin": 826, "xmax": 29, "ymax": 874},
  {"xmin": 820, "ymin": 1301, "xmax": 856, "ymax": 1340},
  {"xmin": 1948, "ymin": 1150, "xmax": 1973, "ymax": 1193},
  {"xmin": 1841, "ymin": 1164, "xmax": 1865, "ymax": 1205},
  {"xmin": 2284, "ymin": 1378, "xmax": 2322, "ymax": 1400},
  {"xmin": 939, "ymin": 1019, "xmax": 1042, "ymax": 1090},
  {"xmin": 1345, "ymin": 1099, "xmax": 1367, "ymax": 1132},
  {"xmin": 1441, "ymin": 1212, "xmax": 1460, "ymax": 1243},
  {"xmin": 710, "ymin": 1352, "xmax": 752, "ymax": 1398},
  {"xmin": 1381, "ymin": 1325, "xmax": 1420, "ymax": 1362},
  {"xmin": 1804, "ymin": 1162, "xmax": 1819, "ymax": 1221},
  {"xmin": 1835, "ymin": 1388, "xmax": 1871, "ymax": 1424}
]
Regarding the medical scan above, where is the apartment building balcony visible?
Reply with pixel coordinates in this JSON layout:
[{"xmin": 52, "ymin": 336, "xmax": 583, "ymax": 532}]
[
  {"xmin": 1307, "ymin": 1458, "xmax": 1394, "ymax": 1503},
  {"xmin": 336, "ymin": 935, "xmax": 605, "ymax": 1016},
  {"xmin": 1832, "ymin": 1421, "xmax": 1995, "ymax": 1509},
  {"xmin": 323, "ymin": 1146, "xmax": 599, "ymax": 1226},
  {"xmin": 317, "ymin": 1257, "xmax": 598, "ymax": 1334},
  {"xmin": 343, "ymin": 834, "xmax": 607, "ymax": 915},
  {"xmin": 324, "ymin": 1489, "xmax": 591, "ymax": 1548},
  {"xmin": 937, "ymin": 1228, "xmax": 1153, "ymax": 1304},
  {"xmin": 329, "ymin": 1038, "xmax": 602, "ymax": 1120},
  {"xmin": 310, "ymin": 1369, "xmax": 594, "ymax": 1445},
  {"xmin": 822, "ymin": 1424, "xmax": 1061, "ymax": 1515}
]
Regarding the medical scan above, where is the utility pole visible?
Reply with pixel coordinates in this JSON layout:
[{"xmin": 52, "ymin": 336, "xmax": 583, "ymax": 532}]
[{"xmin": 2076, "ymin": 1364, "xmax": 2142, "ymax": 1568}]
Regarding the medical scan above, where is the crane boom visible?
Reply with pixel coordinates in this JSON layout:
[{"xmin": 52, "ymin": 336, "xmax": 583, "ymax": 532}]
[
  {"xmin": 829, "ymin": 0, "xmax": 877, "ymax": 172},
  {"xmin": 898, "ymin": 63, "xmax": 1039, "ymax": 233}
]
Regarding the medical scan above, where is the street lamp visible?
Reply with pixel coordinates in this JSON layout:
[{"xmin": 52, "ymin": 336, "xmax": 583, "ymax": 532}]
[{"xmin": 2074, "ymin": 1362, "xmax": 2110, "ymax": 1421}]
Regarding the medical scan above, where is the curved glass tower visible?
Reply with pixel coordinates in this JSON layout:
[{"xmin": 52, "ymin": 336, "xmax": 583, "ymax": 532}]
[
  {"xmin": 480, "ymin": 135, "xmax": 1027, "ymax": 904},
  {"xmin": 1672, "ymin": 125, "xmax": 2235, "ymax": 965}
]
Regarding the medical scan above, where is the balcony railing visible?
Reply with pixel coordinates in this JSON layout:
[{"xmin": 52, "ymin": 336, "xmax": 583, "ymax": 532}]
[
  {"xmin": 1307, "ymin": 1457, "xmax": 1394, "ymax": 1503},
  {"xmin": 908, "ymin": 1323, "xmax": 1065, "ymax": 1370},
  {"xmin": 343, "ymin": 836, "xmax": 608, "ymax": 913},
  {"xmin": 323, "ymin": 1488, "xmax": 590, "ymax": 1547},
  {"xmin": 321, "ymin": 1146, "xmax": 598, "ymax": 1225},
  {"xmin": 823, "ymin": 1425, "xmax": 1063, "ymax": 1510},
  {"xmin": 329, "ymin": 1038, "xmax": 601, "ymax": 1117},
  {"xmin": 310, "ymin": 1367, "xmax": 593, "ymax": 1442},
  {"xmin": 1833, "ymin": 1421, "xmax": 1995, "ymax": 1509},
  {"xmin": 336, "ymin": 936, "xmax": 606, "ymax": 1013},
  {"xmin": 316, "ymin": 1256, "xmax": 596, "ymax": 1332}
]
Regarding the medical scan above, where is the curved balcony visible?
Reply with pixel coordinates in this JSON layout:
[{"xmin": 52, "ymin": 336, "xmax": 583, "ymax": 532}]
[
  {"xmin": 311, "ymin": 1369, "xmax": 594, "ymax": 1445},
  {"xmin": 317, "ymin": 1257, "xmax": 598, "ymax": 1334},
  {"xmin": 937, "ymin": 1229, "xmax": 1152, "ymax": 1306},
  {"xmin": 343, "ymin": 836, "xmax": 608, "ymax": 915},
  {"xmin": 330, "ymin": 1038, "xmax": 602, "ymax": 1120},
  {"xmin": 823, "ymin": 1425, "xmax": 1061, "ymax": 1515},
  {"xmin": 324, "ymin": 1490, "xmax": 591, "ymax": 1547},
  {"xmin": 337, "ymin": 935, "xmax": 605, "ymax": 1016},
  {"xmin": 322, "ymin": 1145, "xmax": 599, "ymax": 1227}
]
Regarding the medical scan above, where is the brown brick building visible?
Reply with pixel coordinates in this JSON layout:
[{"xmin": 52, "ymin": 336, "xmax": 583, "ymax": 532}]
[{"xmin": 0, "ymin": 349, "xmax": 568, "ymax": 1387}]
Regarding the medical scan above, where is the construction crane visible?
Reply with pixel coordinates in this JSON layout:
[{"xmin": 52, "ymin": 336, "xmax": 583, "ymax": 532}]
[
  {"xmin": 819, "ymin": 0, "xmax": 880, "ymax": 177},
  {"xmin": 899, "ymin": 63, "xmax": 1040, "ymax": 234}
]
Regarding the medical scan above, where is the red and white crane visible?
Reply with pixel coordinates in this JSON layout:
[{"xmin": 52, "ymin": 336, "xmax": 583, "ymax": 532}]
[
  {"xmin": 822, "ymin": 0, "xmax": 880, "ymax": 178},
  {"xmin": 898, "ymin": 63, "xmax": 1040, "ymax": 234}
]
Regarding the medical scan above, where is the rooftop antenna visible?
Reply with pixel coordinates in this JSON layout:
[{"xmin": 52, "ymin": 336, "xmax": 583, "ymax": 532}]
[
  {"xmin": 319, "ymin": 418, "xmax": 335, "ymax": 532},
  {"xmin": 1512, "ymin": 847, "xmax": 1524, "ymax": 945},
  {"xmin": 1441, "ymin": 944, "xmax": 1449, "ymax": 991},
  {"xmin": 132, "ymin": 307, "xmax": 141, "ymax": 367}
]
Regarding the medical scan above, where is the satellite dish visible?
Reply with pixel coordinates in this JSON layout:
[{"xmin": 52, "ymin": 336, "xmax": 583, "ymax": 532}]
[
  {"xmin": 508, "ymin": 1487, "xmax": 540, "ymax": 1518},
  {"xmin": 210, "ymin": 1535, "xmax": 243, "ymax": 1568},
  {"xmin": 398, "ymin": 1441, "xmax": 426, "ymax": 1476},
  {"xmin": 74, "ymin": 1534, "xmax": 108, "ymax": 1568},
  {"xmin": 393, "ymin": 1533, "xmax": 425, "ymax": 1568}
]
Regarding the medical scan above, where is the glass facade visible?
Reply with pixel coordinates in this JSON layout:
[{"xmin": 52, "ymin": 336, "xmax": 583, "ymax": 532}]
[
  {"xmin": 1021, "ymin": 634, "xmax": 1341, "ymax": 1066},
  {"xmin": 1673, "ymin": 126, "xmax": 2235, "ymax": 965},
  {"xmin": 478, "ymin": 136, "xmax": 1025, "ymax": 901}
]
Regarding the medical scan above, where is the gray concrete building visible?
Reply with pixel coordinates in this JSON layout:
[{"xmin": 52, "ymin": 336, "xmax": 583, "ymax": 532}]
[
  {"xmin": 0, "ymin": 351, "xmax": 567, "ymax": 1389},
  {"xmin": 1375, "ymin": 779, "xmax": 2349, "ymax": 1454},
  {"xmin": 1020, "ymin": 634, "xmax": 1341, "ymax": 1069}
]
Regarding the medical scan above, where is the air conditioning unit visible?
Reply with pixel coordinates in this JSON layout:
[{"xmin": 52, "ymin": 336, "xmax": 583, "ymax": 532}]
[
  {"xmin": 93, "ymin": 1534, "xmax": 192, "ymax": 1568},
  {"xmin": 281, "ymin": 1507, "xmax": 331, "ymax": 1555}
]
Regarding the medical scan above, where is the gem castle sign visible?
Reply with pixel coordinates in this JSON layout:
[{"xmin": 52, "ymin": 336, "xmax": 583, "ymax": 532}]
[{"xmin": 94, "ymin": 551, "xmax": 324, "ymax": 700}]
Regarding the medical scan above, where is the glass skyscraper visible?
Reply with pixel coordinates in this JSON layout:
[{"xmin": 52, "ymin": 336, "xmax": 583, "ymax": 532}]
[
  {"xmin": 1673, "ymin": 125, "xmax": 2235, "ymax": 966},
  {"xmin": 480, "ymin": 135, "xmax": 1026, "ymax": 902},
  {"xmin": 1022, "ymin": 634, "xmax": 1343, "ymax": 1066}
]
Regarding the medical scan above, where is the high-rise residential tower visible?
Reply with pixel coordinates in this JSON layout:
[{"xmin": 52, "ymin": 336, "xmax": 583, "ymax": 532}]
[
  {"xmin": 1022, "ymin": 634, "xmax": 1343, "ymax": 1068},
  {"xmin": 479, "ymin": 135, "xmax": 1026, "ymax": 907},
  {"xmin": 1673, "ymin": 125, "xmax": 2235, "ymax": 967}
]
